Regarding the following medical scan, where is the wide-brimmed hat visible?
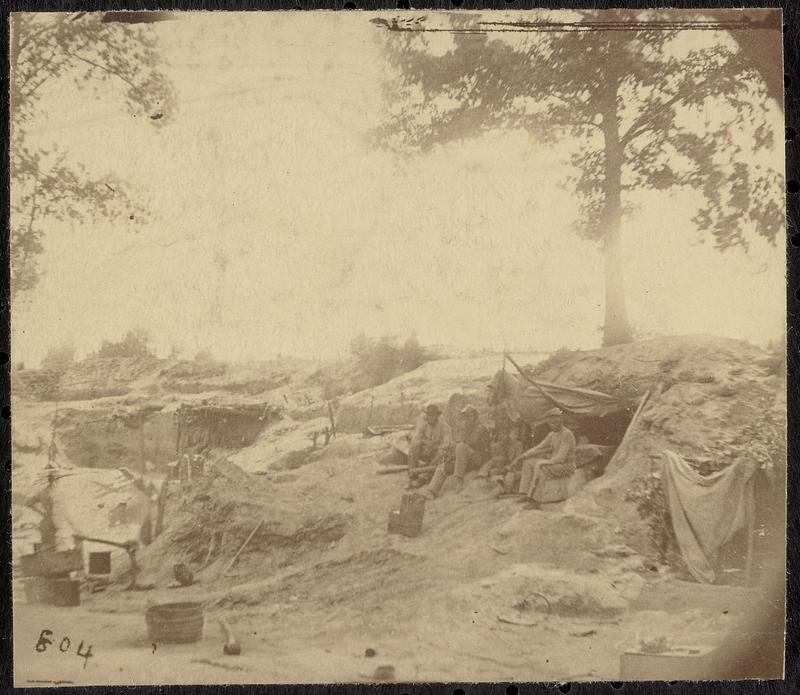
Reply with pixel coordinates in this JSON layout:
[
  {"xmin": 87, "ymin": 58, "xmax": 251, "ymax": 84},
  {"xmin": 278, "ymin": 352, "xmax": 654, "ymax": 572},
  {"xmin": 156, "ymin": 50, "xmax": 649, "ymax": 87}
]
[
  {"xmin": 544, "ymin": 407, "xmax": 564, "ymax": 418},
  {"xmin": 460, "ymin": 405, "xmax": 478, "ymax": 417},
  {"xmin": 423, "ymin": 401, "xmax": 442, "ymax": 414}
]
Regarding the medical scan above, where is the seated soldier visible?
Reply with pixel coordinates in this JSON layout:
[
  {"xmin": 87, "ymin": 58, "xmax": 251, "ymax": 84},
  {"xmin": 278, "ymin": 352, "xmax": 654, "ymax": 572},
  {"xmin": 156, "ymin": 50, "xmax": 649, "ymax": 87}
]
[
  {"xmin": 407, "ymin": 402, "xmax": 452, "ymax": 488},
  {"xmin": 422, "ymin": 405, "xmax": 490, "ymax": 498},
  {"xmin": 480, "ymin": 426, "xmax": 524, "ymax": 479},
  {"xmin": 483, "ymin": 436, "xmax": 509, "ymax": 478},
  {"xmin": 508, "ymin": 407, "xmax": 576, "ymax": 507}
]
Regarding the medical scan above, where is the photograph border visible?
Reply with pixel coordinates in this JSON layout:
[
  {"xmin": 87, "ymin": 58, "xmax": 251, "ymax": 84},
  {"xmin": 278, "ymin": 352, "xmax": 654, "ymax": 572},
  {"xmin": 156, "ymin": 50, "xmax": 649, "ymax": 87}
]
[{"xmin": 0, "ymin": 1, "xmax": 796, "ymax": 693}]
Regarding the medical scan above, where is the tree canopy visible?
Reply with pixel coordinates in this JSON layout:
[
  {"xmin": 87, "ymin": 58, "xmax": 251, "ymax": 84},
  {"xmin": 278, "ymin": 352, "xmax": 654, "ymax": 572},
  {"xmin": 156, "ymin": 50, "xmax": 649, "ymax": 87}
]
[
  {"xmin": 10, "ymin": 12, "xmax": 177, "ymax": 295},
  {"xmin": 372, "ymin": 10, "xmax": 783, "ymax": 344}
]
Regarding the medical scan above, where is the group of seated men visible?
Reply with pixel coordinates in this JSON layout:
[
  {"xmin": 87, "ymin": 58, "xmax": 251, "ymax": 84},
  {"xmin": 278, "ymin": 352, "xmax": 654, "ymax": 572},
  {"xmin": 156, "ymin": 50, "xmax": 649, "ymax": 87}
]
[{"xmin": 406, "ymin": 401, "xmax": 576, "ymax": 508}]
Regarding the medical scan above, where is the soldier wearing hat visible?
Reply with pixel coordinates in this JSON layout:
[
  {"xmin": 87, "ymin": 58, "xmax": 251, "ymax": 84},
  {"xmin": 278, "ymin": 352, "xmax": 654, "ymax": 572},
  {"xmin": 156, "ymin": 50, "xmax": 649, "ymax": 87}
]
[
  {"xmin": 407, "ymin": 401, "xmax": 452, "ymax": 485},
  {"xmin": 506, "ymin": 406, "xmax": 576, "ymax": 501},
  {"xmin": 422, "ymin": 404, "xmax": 490, "ymax": 498}
]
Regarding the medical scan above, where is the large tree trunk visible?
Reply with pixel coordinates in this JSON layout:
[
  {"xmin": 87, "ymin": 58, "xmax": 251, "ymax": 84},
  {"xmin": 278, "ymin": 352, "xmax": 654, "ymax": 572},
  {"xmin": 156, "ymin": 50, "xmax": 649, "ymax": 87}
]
[
  {"xmin": 602, "ymin": 213, "xmax": 632, "ymax": 346},
  {"xmin": 600, "ymin": 99, "xmax": 633, "ymax": 347}
]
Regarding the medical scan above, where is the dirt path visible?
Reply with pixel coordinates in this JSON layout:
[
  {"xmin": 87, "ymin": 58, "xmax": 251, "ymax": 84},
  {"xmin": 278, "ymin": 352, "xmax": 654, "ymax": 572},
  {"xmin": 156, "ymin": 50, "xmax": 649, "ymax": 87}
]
[
  {"xmin": 13, "ymin": 552, "xmax": 759, "ymax": 686},
  {"xmin": 14, "ymin": 462, "xmax": 761, "ymax": 685}
]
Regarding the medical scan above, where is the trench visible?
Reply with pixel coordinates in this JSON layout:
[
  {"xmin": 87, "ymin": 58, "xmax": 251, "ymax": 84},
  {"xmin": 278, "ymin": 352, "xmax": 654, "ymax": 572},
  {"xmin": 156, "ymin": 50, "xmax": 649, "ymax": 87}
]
[
  {"xmin": 56, "ymin": 409, "xmax": 178, "ymax": 472},
  {"xmin": 55, "ymin": 403, "xmax": 281, "ymax": 474}
]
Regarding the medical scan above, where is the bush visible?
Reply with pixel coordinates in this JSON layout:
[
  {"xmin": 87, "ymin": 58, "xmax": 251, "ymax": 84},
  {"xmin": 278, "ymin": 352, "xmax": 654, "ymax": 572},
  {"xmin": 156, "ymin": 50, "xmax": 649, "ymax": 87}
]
[
  {"xmin": 529, "ymin": 347, "xmax": 574, "ymax": 377},
  {"xmin": 623, "ymin": 471, "xmax": 681, "ymax": 566},
  {"xmin": 18, "ymin": 369, "xmax": 64, "ymax": 400},
  {"xmin": 194, "ymin": 349, "xmax": 215, "ymax": 363},
  {"xmin": 41, "ymin": 344, "xmax": 76, "ymax": 374},
  {"xmin": 97, "ymin": 327, "xmax": 154, "ymax": 359},
  {"xmin": 349, "ymin": 334, "xmax": 436, "ymax": 389},
  {"xmin": 321, "ymin": 378, "xmax": 348, "ymax": 402}
]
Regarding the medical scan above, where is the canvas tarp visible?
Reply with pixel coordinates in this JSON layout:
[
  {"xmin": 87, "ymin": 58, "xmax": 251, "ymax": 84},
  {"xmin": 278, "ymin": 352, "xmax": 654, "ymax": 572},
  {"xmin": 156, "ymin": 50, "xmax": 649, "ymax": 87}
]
[
  {"xmin": 26, "ymin": 466, "xmax": 149, "ymax": 551},
  {"xmin": 661, "ymin": 450, "xmax": 756, "ymax": 584},
  {"xmin": 490, "ymin": 369, "xmax": 625, "ymax": 423}
]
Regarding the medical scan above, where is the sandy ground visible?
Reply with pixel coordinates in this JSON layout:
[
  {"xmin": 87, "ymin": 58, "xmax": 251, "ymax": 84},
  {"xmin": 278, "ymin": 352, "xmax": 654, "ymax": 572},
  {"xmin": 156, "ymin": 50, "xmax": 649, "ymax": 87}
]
[
  {"xmin": 13, "ymin": 434, "xmax": 770, "ymax": 686},
  {"xmin": 11, "ymin": 340, "xmax": 784, "ymax": 686},
  {"xmin": 12, "ymin": 430, "xmax": 778, "ymax": 686},
  {"xmin": 13, "ymin": 570, "xmax": 761, "ymax": 686},
  {"xmin": 13, "ymin": 440, "xmax": 763, "ymax": 686}
]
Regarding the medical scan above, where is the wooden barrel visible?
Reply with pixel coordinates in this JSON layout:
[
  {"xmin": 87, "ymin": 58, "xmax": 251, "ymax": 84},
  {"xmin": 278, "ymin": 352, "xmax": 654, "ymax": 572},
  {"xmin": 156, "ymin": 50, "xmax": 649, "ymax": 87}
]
[
  {"xmin": 50, "ymin": 578, "xmax": 81, "ymax": 606},
  {"xmin": 145, "ymin": 602, "xmax": 204, "ymax": 643}
]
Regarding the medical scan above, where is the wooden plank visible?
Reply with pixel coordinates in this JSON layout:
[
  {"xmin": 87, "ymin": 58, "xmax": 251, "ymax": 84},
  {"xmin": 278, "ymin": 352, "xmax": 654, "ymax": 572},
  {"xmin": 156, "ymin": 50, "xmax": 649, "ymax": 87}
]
[{"xmin": 20, "ymin": 548, "xmax": 83, "ymax": 577}]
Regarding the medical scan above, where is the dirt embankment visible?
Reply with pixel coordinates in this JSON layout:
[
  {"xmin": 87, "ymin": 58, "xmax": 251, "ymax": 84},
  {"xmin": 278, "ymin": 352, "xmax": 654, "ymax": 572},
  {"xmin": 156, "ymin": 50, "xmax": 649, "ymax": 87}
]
[
  {"xmin": 537, "ymin": 336, "xmax": 786, "ymax": 558},
  {"xmin": 12, "ymin": 354, "xmax": 328, "ymax": 403},
  {"xmin": 331, "ymin": 354, "xmax": 546, "ymax": 433},
  {"xmin": 138, "ymin": 460, "xmax": 351, "ymax": 587},
  {"xmin": 12, "ymin": 336, "xmax": 785, "ymax": 684}
]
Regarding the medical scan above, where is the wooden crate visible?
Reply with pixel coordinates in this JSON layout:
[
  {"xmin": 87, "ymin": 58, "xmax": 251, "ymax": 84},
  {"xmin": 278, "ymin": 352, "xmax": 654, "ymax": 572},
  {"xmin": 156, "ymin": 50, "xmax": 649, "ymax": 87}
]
[
  {"xmin": 387, "ymin": 513, "xmax": 422, "ymax": 537},
  {"xmin": 532, "ymin": 476, "xmax": 570, "ymax": 503},
  {"xmin": 620, "ymin": 646, "xmax": 716, "ymax": 680}
]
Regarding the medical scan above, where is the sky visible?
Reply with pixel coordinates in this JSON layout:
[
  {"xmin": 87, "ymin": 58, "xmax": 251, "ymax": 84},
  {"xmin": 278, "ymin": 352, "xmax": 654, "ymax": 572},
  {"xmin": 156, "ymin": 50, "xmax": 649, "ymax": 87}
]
[{"xmin": 11, "ymin": 11, "xmax": 786, "ymax": 366}]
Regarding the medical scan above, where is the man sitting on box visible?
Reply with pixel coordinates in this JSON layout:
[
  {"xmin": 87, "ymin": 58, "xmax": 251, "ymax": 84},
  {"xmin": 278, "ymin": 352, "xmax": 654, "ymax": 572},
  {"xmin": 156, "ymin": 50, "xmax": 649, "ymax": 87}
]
[{"xmin": 504, "ymin": 407, "xmax": 576, "ymax": 508}]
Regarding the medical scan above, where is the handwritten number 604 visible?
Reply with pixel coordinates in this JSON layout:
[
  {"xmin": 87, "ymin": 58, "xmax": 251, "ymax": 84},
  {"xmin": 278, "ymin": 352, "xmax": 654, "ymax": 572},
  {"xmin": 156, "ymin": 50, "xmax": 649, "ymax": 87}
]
[{"xmin": 35, "ymin": 629, "xmax": 93, "ymax": 668}]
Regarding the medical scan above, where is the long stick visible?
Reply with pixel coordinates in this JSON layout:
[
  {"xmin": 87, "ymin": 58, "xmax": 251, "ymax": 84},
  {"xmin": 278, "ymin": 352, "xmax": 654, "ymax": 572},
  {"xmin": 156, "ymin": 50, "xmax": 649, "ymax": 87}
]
[
  {"xmin": 376, "ymin": 464, "xmax": 437, "ymax": 476},
  {"xmin": 504, "ymin": 352, "xmax": 565, "ymax": 410},
  {"xmin": 223, "ymin": 519, "xmax": 264, "ymax": 575}
]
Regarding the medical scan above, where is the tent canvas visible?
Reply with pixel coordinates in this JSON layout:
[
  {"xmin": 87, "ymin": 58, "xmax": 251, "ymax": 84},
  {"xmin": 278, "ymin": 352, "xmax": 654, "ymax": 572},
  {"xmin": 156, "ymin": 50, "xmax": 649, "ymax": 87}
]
[{"xmin": 489, "ymin": 367, "xmax": 627, "ymax": 424}]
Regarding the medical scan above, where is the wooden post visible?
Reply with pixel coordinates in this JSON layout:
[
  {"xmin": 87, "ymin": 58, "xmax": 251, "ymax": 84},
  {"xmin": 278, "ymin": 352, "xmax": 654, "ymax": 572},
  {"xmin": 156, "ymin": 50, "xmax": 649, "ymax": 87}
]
[
  {"xmin": 154, "ymin": 483, "xmax": 167, "ymax": 538},
  {"xmin": 138, "ymin": 416, "xmax": 146, "ymax": 474},
  {"xmin": 48, "ymin": 409, "xmax": 59, "ymax": 464},
  {"xmin": 326, "ymin": 400, "xmax": 336, "ymax": 441},
  {"xmin": 176, "ymin": 415, "xmax": 182, "ymax": 459}
]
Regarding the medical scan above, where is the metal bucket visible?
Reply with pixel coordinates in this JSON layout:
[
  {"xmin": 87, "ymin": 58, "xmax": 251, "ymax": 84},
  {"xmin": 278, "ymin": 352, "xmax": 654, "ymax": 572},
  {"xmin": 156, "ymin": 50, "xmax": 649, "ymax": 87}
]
[{"xmin": 145, "ymin": 602, "xmax": 204, "ymax": 643}]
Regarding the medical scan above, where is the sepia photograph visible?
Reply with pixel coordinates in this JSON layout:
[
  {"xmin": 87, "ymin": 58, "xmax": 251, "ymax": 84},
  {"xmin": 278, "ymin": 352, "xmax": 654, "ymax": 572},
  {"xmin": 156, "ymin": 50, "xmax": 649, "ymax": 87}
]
[{"xmin": 9, "ymin": 8, "xmax": 787, "ymax": 685}]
